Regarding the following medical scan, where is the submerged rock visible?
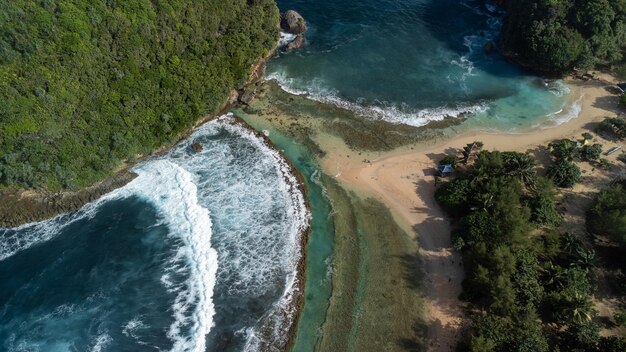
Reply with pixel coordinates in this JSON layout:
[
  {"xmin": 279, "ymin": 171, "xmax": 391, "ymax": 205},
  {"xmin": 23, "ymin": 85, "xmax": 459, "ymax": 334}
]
[{"xmin": 281, "ymin": 10, "xmax": 307, "ymax": 35}]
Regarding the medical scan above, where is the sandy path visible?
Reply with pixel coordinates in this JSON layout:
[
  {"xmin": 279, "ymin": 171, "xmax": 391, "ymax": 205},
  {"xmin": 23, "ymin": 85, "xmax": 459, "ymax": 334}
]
[{"xmin": 319, "ymin": 74, "xmax": 622, "ymax": 351}]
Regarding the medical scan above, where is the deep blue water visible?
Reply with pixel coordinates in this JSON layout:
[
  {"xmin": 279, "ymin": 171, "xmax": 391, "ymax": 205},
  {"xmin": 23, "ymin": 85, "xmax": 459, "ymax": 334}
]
[
  {"xmin": 270, "ymin": 0, "xmax": 580, "ymax": 129},
  {"xmin": 0, "ymin": 117, "xmax": 308, "ymax": 352},
  {"xmin": 0, "ymin": 196, "xmax": 177, "ymax": 351}
]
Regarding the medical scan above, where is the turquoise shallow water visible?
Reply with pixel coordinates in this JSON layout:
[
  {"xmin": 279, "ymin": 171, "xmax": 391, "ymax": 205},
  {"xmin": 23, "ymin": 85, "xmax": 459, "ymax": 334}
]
[
  {"xmin": 270, "ymin": 0, "xmax": 579, "ymax": 130},
  {"xmin": 236, "ymin": 110, "xmax": 335, "ymax": 352}
]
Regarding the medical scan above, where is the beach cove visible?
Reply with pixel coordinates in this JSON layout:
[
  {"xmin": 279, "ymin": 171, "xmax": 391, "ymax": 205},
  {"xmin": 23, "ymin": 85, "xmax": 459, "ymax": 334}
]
[
  {"xmin": 235, "ymin": 69, "xmax": 624, "ymax": 351},
  {"xmin": 2, "ymin": 0, "xmax": 626, "ymax": 350}
]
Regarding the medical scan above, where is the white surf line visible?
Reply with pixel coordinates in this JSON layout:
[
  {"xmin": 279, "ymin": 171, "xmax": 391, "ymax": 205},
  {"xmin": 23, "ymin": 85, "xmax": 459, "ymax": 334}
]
[
  {"xmin": 125, "ymin": 160, "xmax": 218, "ymax": 352},
  {"xmin": 265, "ymin": 72, "xmax": 490, "ymax": 128}
]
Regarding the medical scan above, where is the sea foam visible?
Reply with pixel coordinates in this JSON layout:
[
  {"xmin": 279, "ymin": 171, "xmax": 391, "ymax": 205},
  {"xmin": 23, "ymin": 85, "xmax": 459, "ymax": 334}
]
[
  {"xmin": 187, "ymin": 116, "xmax": 308, "ymax": 350},
  {"xmin": 266, "ymin": 71, "xmax": 489, "ymax": 127},
  {"xmin": 0, "ymin": 160, "xmax": 219, "ymax": 352},
  {"xmin": 123, "ymin": 160, "xmax": 218, "ymax": 352}
]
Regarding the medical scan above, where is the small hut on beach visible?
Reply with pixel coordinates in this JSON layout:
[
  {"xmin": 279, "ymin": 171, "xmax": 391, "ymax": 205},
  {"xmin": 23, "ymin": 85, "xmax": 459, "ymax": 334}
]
[{"xmin": 461, "ymin": 142, "xmax": 481, "ymax": 164}]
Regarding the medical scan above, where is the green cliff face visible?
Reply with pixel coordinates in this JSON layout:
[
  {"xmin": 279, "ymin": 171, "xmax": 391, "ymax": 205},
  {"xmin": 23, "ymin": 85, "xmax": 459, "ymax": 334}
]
[
  {"xmin": 0, "ymin": 0, "xmax": 279, "ymax": 190},
  {"xmin": 499, "ymin": 0, "xmax": 626, "ymax": 75}
]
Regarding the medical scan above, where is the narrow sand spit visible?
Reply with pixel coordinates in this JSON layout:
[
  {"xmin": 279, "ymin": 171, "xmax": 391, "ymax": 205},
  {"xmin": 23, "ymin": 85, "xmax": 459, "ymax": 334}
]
[{"xmin": 320, "ymin": 73, "xmax": 623, "ymax": 351}]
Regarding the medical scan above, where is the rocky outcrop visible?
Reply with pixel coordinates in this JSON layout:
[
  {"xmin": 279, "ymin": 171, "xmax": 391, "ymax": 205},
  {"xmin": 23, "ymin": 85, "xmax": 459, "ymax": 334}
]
[
  {"xmin": 285, "ymin": 35, "xmax": 305, "ymax": 52},
  {"xmin": 281, "ymin": 10, "xmax": 306, "ymax": 34},
  {"xmin": 239, "ymin": 88, "xmax": 257, "ymax": 105},
  {"xmin": 191, "ymin": 142, "xmax": 203, "ymax": 153},
  {"xmin": 0, "ymin": 171, "xmax": 137, "ymax": 228}
]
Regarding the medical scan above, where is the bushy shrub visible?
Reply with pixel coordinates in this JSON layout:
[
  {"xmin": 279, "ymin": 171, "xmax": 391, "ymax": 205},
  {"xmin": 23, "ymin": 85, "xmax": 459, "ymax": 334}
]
[
  {"xmin": 588, "ymin": 182, "xmax": 626, "ymax": 245},
  {"xmin": 435, "ymin": 178, "xmax": 471, "ymax": 217},
  {"xmin": 549, "ymin": 139, "xmax": 580, "ymax": 161},
  {"xmin": 439, "ymin": 155, "xmax": 458, "ymax": 166},
  {"xmin": 547, "ymin": 160, "xmax": 581, "ymax": 188},
  {"xmin": 597, "ymin": 117, "xmax": 626, "ymax": 140},
  {"xmin": 580, "ymin": 143, "xmax": 603, "ymax": 161}
]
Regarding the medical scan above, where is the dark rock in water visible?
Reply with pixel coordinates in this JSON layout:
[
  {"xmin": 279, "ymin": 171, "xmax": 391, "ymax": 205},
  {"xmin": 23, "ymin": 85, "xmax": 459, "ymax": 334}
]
[
  {"xmin": 285, "ymin": 35, "xmax": 305, "ymax": 52},
  {"xmin": 483, "ymin": 41, "xmax": 495, "ymax": 53},
  {"xmin": 191, "ymin": 142, "xmax": 203, "ymax": 153},
  {"xmin": 281, "ymin": 10, "xmax": 307, "ymax": 34},
  {"xmin": 239, "ymin": 88, "xmax": 257, "ymax": 105}
]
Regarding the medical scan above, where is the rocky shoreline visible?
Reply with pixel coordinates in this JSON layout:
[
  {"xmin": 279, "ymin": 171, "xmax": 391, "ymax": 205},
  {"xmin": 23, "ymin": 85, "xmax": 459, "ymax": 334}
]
[
  {"xmin": 0, "ymin": 35, "xmax": 312, "ymax": 352},
  {"xmin": 0, "ymin": 171, "xmax": 137, "ymax": 228}
]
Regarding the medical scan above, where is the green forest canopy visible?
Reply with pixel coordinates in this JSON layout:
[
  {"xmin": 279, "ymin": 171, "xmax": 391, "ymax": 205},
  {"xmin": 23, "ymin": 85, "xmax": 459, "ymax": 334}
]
[
  {"xmin": 500, "ymin": 0, "xmax": 626, "ymax": 75},
  {"xmin": 0, "ymin": 0, "xmax": 279, "ymax": 190},
  {"xmin": 435, "ymin": 150, "xmax": 626, "ymax": 351}
]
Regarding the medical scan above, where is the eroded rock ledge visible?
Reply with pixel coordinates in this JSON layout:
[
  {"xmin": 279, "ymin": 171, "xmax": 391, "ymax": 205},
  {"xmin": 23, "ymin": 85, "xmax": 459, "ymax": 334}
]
[{"xmin": 0, "ymin": 171, "xmax": 137, "ymax": 228}]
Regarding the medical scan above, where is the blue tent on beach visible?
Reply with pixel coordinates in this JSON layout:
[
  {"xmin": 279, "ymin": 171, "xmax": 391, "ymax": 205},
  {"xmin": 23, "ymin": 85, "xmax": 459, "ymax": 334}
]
[{"xmin": 438, "ymin": 164, "xmax": 455, "ymax": 176}]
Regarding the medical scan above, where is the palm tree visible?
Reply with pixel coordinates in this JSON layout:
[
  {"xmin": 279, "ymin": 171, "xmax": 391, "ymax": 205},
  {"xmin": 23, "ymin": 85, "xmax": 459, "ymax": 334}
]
[
  {"xmin": 504, "ymin": 152, "xmax": 537, "ymax": 187},
  {"xmin": 566, "ymin": 292, "xmax": 594, "ymax": 324},
  {"xmin": 471, "ymin": 192, "xmax": 494, "ymax": 212},
  {"xmin": 562, "ymin": 233, "xmax": 582, "ymax": 255},
  {"xmin": 574, "ymin": 248, "xmax": 596, "ymax": 269}
]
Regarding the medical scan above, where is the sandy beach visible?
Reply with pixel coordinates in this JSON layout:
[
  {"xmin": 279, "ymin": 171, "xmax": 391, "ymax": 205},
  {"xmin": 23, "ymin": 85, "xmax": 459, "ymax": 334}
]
[{"xmin": 317, "ymin": 73, "xmax": 624, "ymax": 351}]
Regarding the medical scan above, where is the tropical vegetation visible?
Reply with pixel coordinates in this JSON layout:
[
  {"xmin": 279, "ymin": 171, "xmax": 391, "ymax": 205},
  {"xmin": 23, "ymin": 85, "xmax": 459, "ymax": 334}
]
[
  {"xmin": 500, "ymin": 0, "xmax": 626, "ymax": 75},
  {"xmin": 435, "ymin": 146, "xmax": 626, "ymax": 351},
  {"xmin": 0, "ymin": 0, "xmax": 280, "ymax": 190},
  {"xmin": 597, "ymin": 117, "xmax": 626, "ymax": 140},
  {"xmin": 588, "ymin": 181, "xmax": 626, "ymax": 245}
]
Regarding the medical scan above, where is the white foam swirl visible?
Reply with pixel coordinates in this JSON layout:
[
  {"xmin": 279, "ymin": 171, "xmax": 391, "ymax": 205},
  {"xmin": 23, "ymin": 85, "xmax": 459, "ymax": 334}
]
[{"xmin": 125, "ymin": 160, "xmax": 217, "ymax": 352}]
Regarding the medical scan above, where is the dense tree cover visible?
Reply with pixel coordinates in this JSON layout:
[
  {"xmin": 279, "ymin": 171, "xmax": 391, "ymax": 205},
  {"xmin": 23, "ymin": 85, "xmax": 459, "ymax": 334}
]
[
  {"xmin": 435, "ymin": 148, "xmax": 626, "ymax": 351},
  {"xmin": 500, "ymin": 0, "xmax": 626, "ymax": 75},
  {"xmin": 0, "ymin": 0, "xmax": 280, "ymax": 189},
  {"xmin": 588, "ymin": 181, "xmax": 626, "ymax": 245}
]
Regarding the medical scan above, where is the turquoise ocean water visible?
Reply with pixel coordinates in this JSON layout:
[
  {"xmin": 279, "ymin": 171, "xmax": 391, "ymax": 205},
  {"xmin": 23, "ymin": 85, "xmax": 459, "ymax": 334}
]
[{"xmin": 271, "ymin": 0, "xmax": 580, "ymax": 130}]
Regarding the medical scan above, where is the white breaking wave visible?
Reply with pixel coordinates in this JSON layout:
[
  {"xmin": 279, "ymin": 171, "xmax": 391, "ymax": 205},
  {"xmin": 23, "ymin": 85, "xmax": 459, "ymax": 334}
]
[
  {"xmin": 123, "ymin": 160, "xmax": 218, "ymax": 352},
  {"xmin": 193, "ymin": 116, "xmax": 308, "ymax": 350},
  {"xmin": 90, "ymin": 333, "xmax": 112, "ymax": 352},
  {"xmin": 266, "ymin": 71, "xmax": 489, "ymax": 127},
  {"xmin": 0, "ymin": 160, "xmax": 219, "ymax": 352},
  {"xmin": 279, "ymin": 32, "xmax": 298, "ymax": 47},
  {"xmin": 547, "ymin": 80, "xmax": 572, "ymax": 97}
]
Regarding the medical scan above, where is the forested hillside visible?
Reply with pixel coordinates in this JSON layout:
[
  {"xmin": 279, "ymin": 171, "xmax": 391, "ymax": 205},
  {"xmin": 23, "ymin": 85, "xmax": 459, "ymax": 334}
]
[
  {"xmin": 0, "ymin": 0, "xmax": 279, "ymax": 189},
  {"xmin": 500, "ymin": 0, "xmax": 626, "ymax": 75}
]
